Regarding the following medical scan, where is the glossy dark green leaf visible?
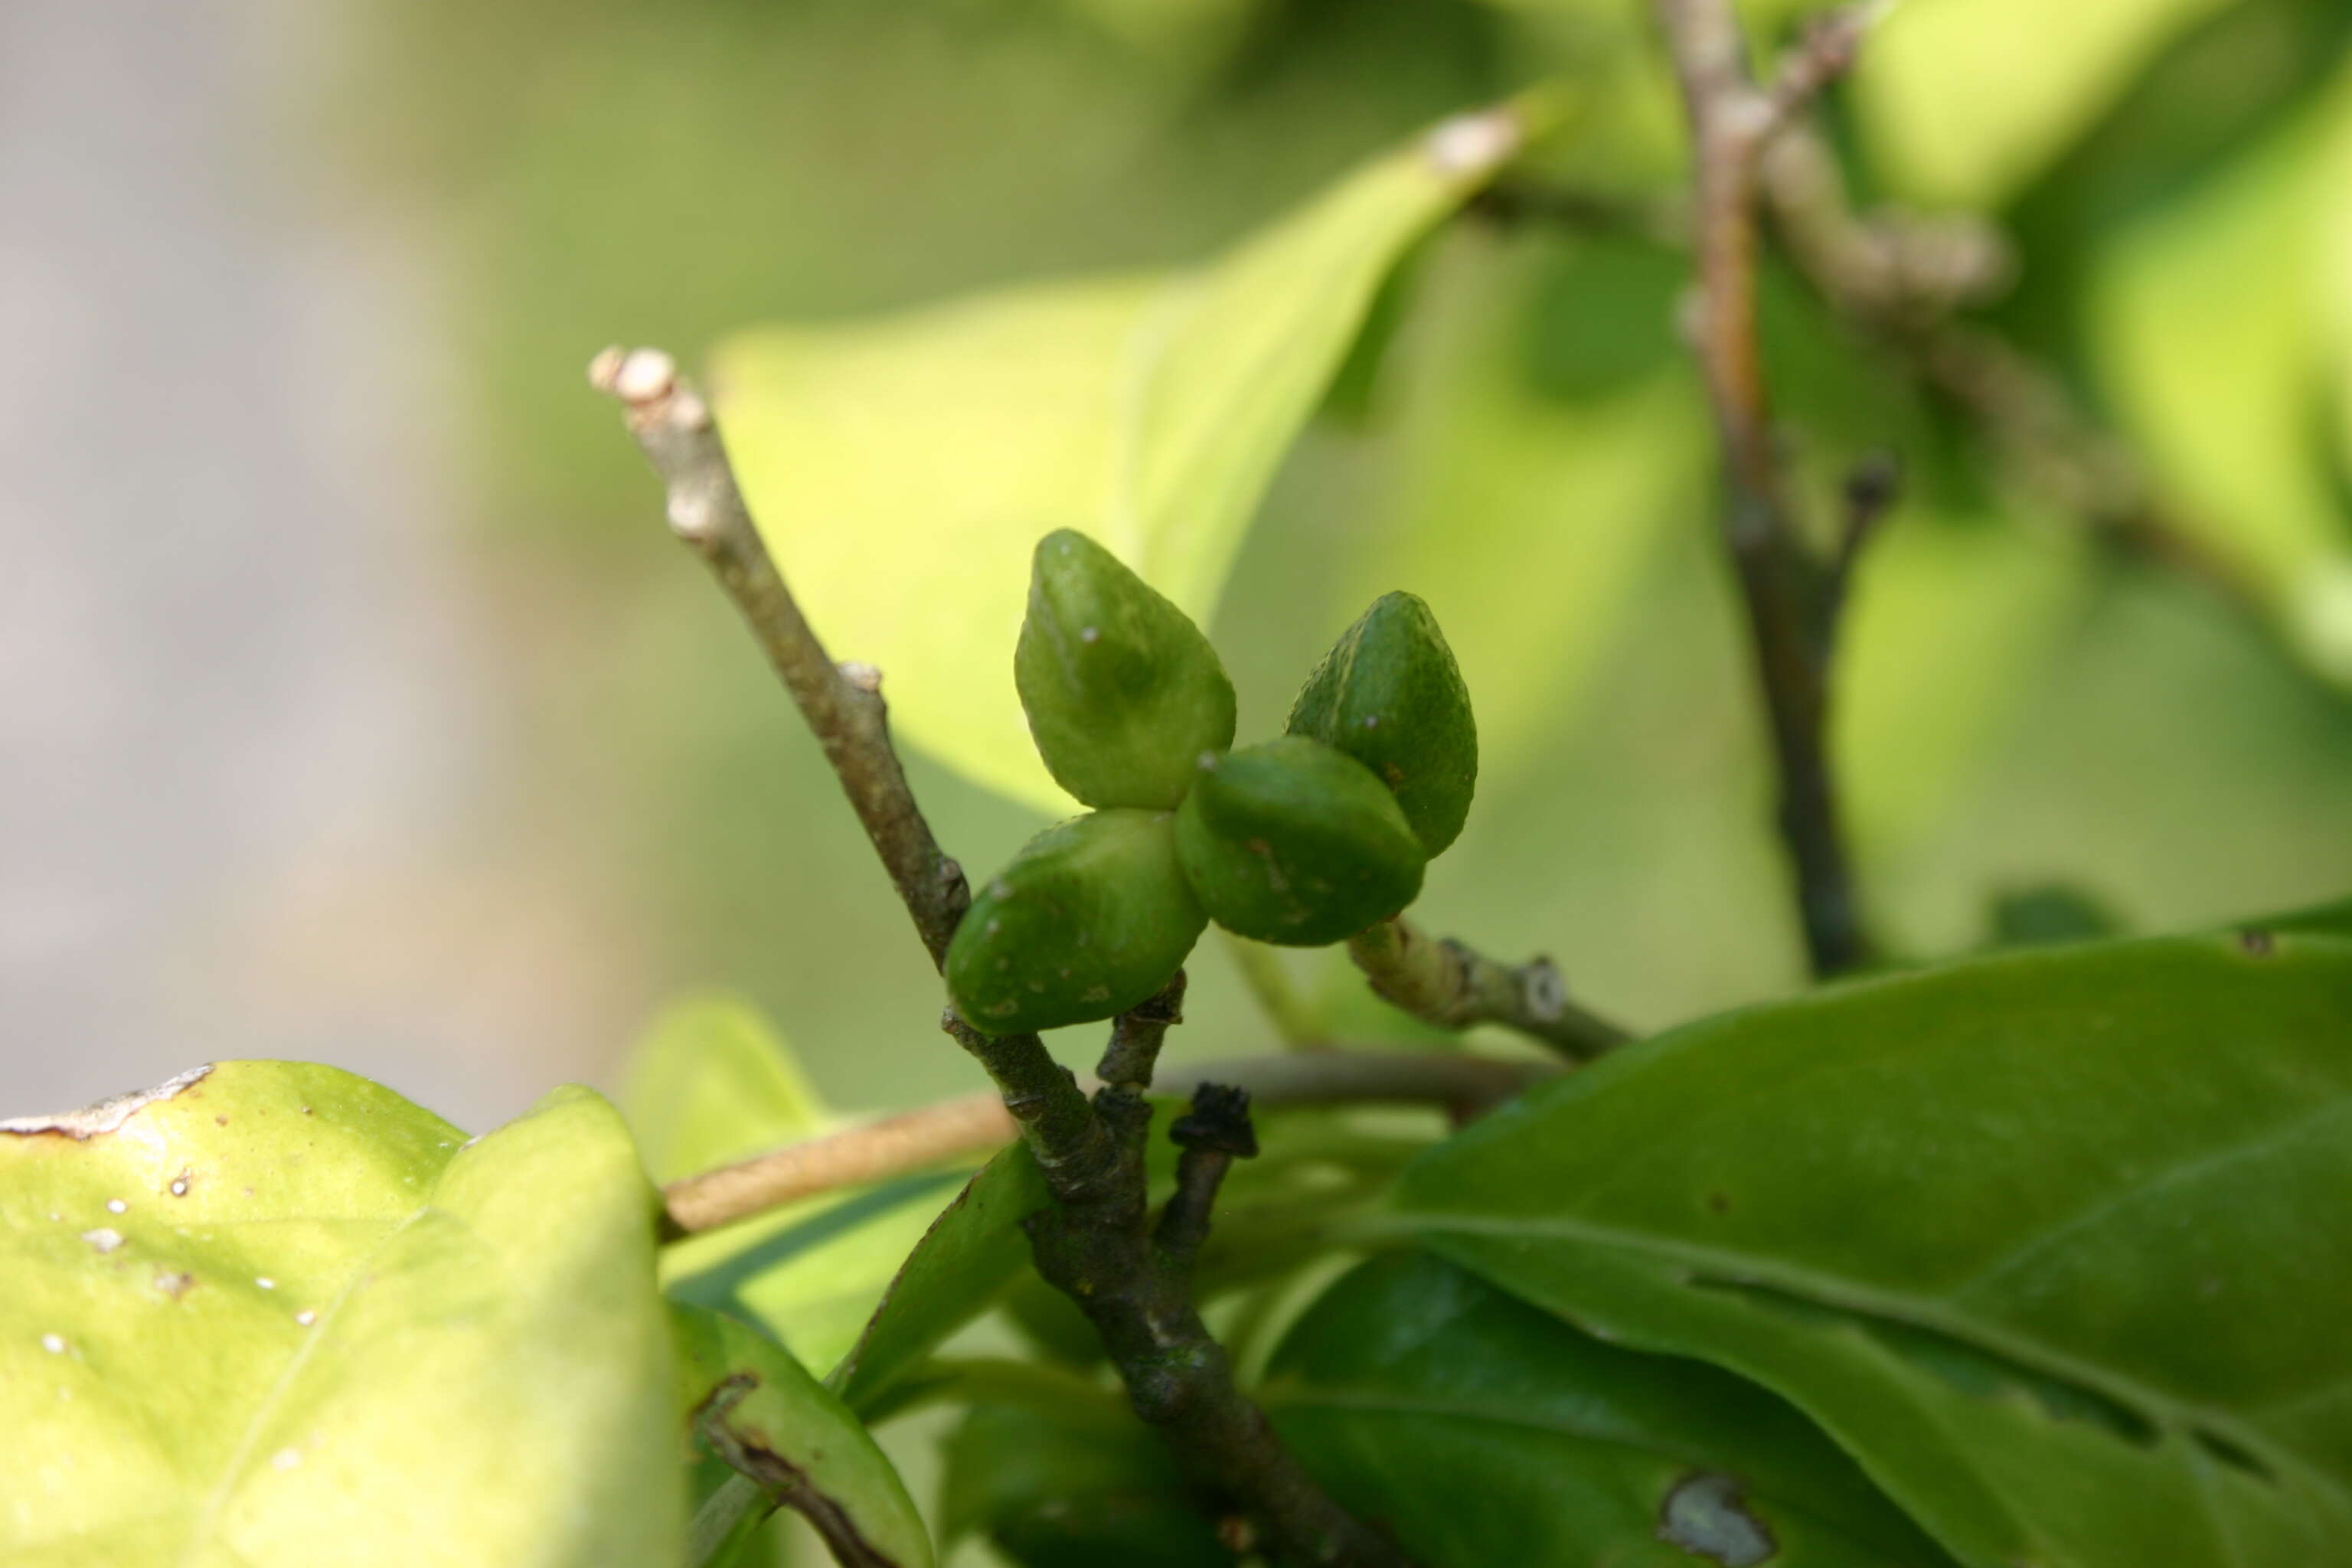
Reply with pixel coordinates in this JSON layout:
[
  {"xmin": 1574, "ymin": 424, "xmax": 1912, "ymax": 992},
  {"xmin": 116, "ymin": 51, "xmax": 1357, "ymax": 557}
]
[
  {"xmin": 828, "ymin": 1142, "xmax": 1049, "ymax": 1417},
  {"xmin": 1263, "ymin": 1251, "xmax": 1957, "ymax": 1566},
  {"xmin": 0, "ymin": 1064, "xmax": 682, "ymax": 1566},
  {"xmin": 671, "ymin": 1302, "xmax": 931, "ymax": 1567},
  {"xmin": 939, "ymin": 1400, "xmax": 1232, "ymax": 1568},
  {"xmin": 1400, "ymin": 933, "xmax": 2352, "ymax": 1567}
]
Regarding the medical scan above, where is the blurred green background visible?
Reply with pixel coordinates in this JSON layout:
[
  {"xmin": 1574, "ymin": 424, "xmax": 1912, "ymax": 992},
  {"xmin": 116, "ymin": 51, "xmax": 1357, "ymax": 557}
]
[
  {"xmin": 9, "ymin": 0, "xmax": 2352, "ymax": 1131},
  {"xmin": 358, "ymin": 0, "xmax": 2352, "ymax": 1116}
]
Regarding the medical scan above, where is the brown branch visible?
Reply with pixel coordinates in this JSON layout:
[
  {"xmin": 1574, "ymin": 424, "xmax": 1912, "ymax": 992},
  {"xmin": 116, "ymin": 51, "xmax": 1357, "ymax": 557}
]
[
  {"xmin": 1347, "ymin": 918, "xmax": 1632, "ymax": 1062},
  {"xmin": 662, "ymin": 1047, "xmax": 1554, "ymax": 1236},
  {"xmin": 1651, "ymin": 0, "xmax": 1873, "ymax": 977},
  {"xmin": 589, "ymin": 347, "xmax": 970, "ymax": 965},
  {"xmin": 590, "ymin": 347, "xmax": 1111, "ymax": 1185},
  {"xmin": 596, "ymin": 349, "xmax": 1403, "ymax": 1566},
  {"xmin": 1025, "ymin": 1055, "xmax": 1409, "ymax": 1568},
  {"xmin": 1751, "ymin": 125, "xmax": 2261, "ymax": 612},
  {"xmin": 1758, "ymin": 4, "xmax": 1886, "ymax": 137}
]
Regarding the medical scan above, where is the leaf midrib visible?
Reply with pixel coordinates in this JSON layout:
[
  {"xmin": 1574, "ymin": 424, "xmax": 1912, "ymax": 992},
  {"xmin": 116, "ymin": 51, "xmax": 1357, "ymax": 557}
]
[
  {"xmin": 1258, "ymin": 1383, "xmax": 1949, "ymax": 1563},
  {"xmin": 1397, "ymin": 1206, "xmax": 2337, "ymax": 1494}
]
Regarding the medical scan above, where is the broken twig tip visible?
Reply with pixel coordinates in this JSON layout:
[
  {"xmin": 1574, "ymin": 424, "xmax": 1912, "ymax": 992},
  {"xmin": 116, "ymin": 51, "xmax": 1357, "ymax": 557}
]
[
  {"xmin": 605, "ymin": 347, "xmax": 677, "ymax": 405},
  {"xmin": 1424, "ymin": 107, "xmax": 1521, "ymax": 177},
  {"xmin": 1521, "ymin": 959, "xmax": 1568, "ymax": 1024},
  {"xmin": 586, "ymin": 345, "xmax": 626, "ymax": 394}
]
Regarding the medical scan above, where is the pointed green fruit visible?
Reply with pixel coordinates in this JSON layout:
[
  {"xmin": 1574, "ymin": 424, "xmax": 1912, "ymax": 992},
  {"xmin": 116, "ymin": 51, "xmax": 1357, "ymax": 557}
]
[
  {"xmin": 1016, "ymin": 530, "xmax": 1237, "ymax": 810},
  {"xmin": 1287, "ymin": 590, "xmax": 1477, "ymax": 855},
  {"xmin": 1174, "ymin": 737, "xmax": 1425, "ymax": 947},
  {"xmin": 948, "ymin": 808, "xmax": 1206, "ymax": 1034}
]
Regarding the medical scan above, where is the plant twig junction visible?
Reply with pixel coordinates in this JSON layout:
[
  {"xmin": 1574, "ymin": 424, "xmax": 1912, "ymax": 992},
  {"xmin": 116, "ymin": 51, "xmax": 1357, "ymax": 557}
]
[{"xmin": 595, "ymin": 347, "xmax": 1409, "ymax": 1566}]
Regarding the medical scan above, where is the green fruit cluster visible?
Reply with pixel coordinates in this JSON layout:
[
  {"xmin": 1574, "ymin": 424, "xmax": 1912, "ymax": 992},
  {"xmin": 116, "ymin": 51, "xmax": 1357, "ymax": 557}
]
[{"xmin": 946, "ymin": 531, "xmax": 1476, "ymax": 1034}]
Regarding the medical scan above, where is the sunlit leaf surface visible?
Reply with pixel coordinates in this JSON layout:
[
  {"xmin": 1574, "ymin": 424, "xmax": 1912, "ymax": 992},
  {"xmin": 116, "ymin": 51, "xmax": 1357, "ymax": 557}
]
[{"xmin": 0, "ymin": 1063, "xmax": 682, "ymax": 1567}]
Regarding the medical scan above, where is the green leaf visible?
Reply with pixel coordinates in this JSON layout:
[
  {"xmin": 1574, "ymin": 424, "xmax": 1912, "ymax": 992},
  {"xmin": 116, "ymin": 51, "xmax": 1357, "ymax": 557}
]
[
  {"xmin": 2088, "ymin": 68, "xmax": 2352, "ymax": 688},
  {"xmin": 633, "ymin": 998, "xmax": 991, "ymax": 1373},
  {"xmin": 1851, "ymin": 0, "xmax": 2239, "ymax": 209},
  {"xmin": 1263, "ymin": 1251, "xmax": 1957, "ymax": 1566},
  {"xmin": 1337, "ymin": 235, "xmax": 1703, "ymax": 781},
  {"xmin": 828, "ymin": 1142, "xmax": 1050, "ymax": 1417},
  {"xmin": 662, "ymin": 1169, "xmax": 973, "ymax": 1376},
  {"xmin": 2259, "ymin": 893, "xmax": 2352, "ymax": 940},
  {"xmin": 0, "ymin": 1063, "xmax": 683, "ymax": 1567},
  {"xmin": 711, "ymin": 98, "xmax": 1543, "ymax": 814},
  {"xmin": 624, "ymin": 994, "xmax": 830, "ymax": 1184},
  {"xmin": 671, "ymin": 1302, "xmax": 933, "ymax": 1568},
  {"xmin": 939, "ymin": 1400, "xmax": 1233, "ymax": 1568},
  {"xmin": 1834, "ymin": 505, "xmax": 2092, "ymax": 860},
  {"xmin": 1398, "ymin": 933, "xmax": 2352, "ymax": 1567},
  {"xmin": 1984, "ymin": 884, "xmax": 2125, "ymax": 949}
]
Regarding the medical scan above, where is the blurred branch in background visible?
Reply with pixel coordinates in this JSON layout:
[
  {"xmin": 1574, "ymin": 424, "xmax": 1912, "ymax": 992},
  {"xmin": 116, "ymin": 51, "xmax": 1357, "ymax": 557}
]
[
  {"xmin": 1754, "ymin": 125, "xmax": 2267, "ymax": 618},
  {"xmin": 1651, "ymin": 0, "xmax": 1880, "ymax": 977}
]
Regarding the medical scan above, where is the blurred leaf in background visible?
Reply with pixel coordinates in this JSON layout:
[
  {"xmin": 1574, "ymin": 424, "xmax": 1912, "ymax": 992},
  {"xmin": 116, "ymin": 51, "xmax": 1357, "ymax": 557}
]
[
  {"xmin": 345, "ymin": 0, "xmax": 2352, "ymax": 1110},
  {"xmin": 710, "ymin": 96, "xmax": 1536, "ymax": 813}
]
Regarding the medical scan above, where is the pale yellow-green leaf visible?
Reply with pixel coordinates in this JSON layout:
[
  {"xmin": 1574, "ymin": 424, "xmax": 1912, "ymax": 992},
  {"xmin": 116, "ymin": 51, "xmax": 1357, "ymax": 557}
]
[
  {"xmin": 623, "ymin": 994, "xmax": 830, "ymax": 1184},
  {"xmin": 0, "ymin": 1063, "xmax": 682, "ymax": 1568},
  {"xmin": 625, "ymin": 996, "xmax": 992, "ymax": 1374},
  {"xmin": 1851, "ymin": 0, "xmax": 2238, "ymax": 210},
  {"xmin": 712, "ymin": 100, "xmax": 1542, "ymax": 814},
  {"xmin": 2089, "ymin": 69, "xmax": 2352, "ymax": 686}
]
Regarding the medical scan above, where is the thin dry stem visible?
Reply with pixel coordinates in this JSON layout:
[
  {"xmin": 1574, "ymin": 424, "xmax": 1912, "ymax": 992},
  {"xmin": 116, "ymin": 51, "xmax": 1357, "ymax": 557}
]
[{"xmin": 662, "ymin": 1047, "xmax": 1555, "ymax": 1236}]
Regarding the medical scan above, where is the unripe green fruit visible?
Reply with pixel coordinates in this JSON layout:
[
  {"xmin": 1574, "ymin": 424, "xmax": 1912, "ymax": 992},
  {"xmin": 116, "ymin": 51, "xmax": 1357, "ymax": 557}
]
[
  {"xmin": 947, "ymin": 808, "xmax": 1205, "ymax": 1035},
  {"xmin": 1016, "ymin": 529, "xmax": 1237, "ymax": 810},
  {"xmin": 1174, "ymin": 737, "xmax": 1425, "ymax": 947},
  {"xmin": 1286, "ymin": 590, "xmax": 1477, "ymax": 856}
]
